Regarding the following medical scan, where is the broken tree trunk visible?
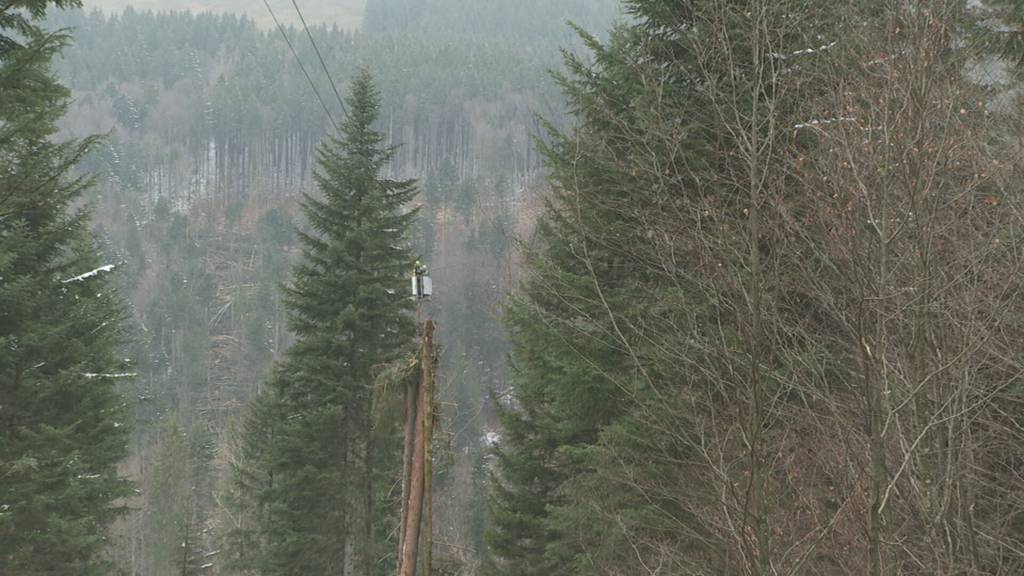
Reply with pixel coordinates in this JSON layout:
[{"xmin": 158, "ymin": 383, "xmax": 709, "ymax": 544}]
[
  {"xmin": 397, "ymin": 370, "xmax": 418, "ymax": 558},
  {"xmin": 422, "ymin": 320, "xmax": 435, "ymax": 576},
  {"xmin": 397, "ymin": 320, "xmax": 434, "ymax": 576}
]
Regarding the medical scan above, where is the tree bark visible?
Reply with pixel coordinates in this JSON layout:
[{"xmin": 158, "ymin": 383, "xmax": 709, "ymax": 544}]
[
  {"xmin": 397, "ymin": 374, "xmax": 418, "ymax": 561},
  {"xmin": 364, "ymin": 411, "xmax": 375, "ymax": 576},
  {"xmin": 397, "ymin": 320, "xmax": 434, "ymax": 576},
  {"xmin": 422, "ymin": 320, "xmax": 435, "ymax": 576}
]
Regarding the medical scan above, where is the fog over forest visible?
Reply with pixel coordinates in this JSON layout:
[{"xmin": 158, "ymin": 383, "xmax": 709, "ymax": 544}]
[
  {"xmin": 8, "ymin": 1, "xmax": 1024, "ymax": 576},
  {"xmin": 86, "ymin": 0, "xmax": 365, "ymax": 28}
]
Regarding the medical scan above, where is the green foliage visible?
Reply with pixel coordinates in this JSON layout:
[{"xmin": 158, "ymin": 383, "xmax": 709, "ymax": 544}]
[
  {"xmin": 0, "ymin": 1, "xmax": 80, "ymax": 53},
  {"xmin": 46, "ymin": 5, "xmax": 588, "ymax": 199},
  {"xmin": 975, "ymin": 1, "xmax": 1024, "ymax": 63},
  {"xmin": 229, "ymin": 71, "xmax": 417, "ymax": 575},
  {"xmin": 363, "ymin": 0, "xmax": 618, "ymax": 44},
  {"xmin": 484, "ymin": 19, "xmax": 657, "ymax": 564},
  {"xmin": 485, "ymin": 293, "xmax": 630, "ymax": 575},
  {"xmin": 0, "ymin": 1, "xmax": 131, "ymax": 572},
  {"xmin": 488, "ymin": 0, "xmax": 1024, "ymax": 574},
  {"xmin": 486, "ymin": 0, "xmax": 846, "ymax": 572},
  {"xmin": 25, "ymin": 2, "xmax": 620, "ymax": 571},
  {"xmin": 144, "ymin": 420, "xmax": 214, "ymax": 575}
]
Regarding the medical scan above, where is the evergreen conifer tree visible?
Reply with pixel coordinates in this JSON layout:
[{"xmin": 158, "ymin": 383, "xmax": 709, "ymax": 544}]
[
  {"xmin": 230, "ymin": 69, "xmax": 417, "ymax": 576},
  {"xmin": 485, "ymin": 7, "xmax": 677, "ymax": 573},
  {"xmin": 144, "ymin": 420, "xmax": 214, "ymax": 576},
  {"xmin": 0, "ymin": 1, "xmax": 132, "ymax": 573},
  {"xmin": 487, "ymin": 0, "xmax": 864, "ymax": 573},
  {"xmin": 484, "ymin": 301, "xmax": 618, "ymax": 576}
]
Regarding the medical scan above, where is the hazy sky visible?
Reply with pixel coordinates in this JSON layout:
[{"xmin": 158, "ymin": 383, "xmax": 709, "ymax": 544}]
[{"xmin": 81, "ymin": 0, "xmax": 366, "ymax": 29}]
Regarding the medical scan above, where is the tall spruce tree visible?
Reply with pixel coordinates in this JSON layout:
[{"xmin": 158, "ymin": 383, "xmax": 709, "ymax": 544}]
[
  {"xmin": 0, "ymin": 1, "xmax": 132, "ymax": 573},
  {"xmin": 229, "ymin": 69, "xmax": 417, "ymax": 576},
  {"xmin": 484, "ymin": 18, "xmax": 661, "ymax": 573},
  {"xmin": 486, "ymin": 1, "xmax": 880, "ymax": 574}
]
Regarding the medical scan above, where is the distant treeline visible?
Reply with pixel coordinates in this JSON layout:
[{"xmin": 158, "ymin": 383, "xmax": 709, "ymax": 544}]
[
  {"xmin": 49, "ymin": 3, "xmax": 616, "ymax": 210},
  {"xmin": 31, "ymin": 3, "xmax": 619, "ymax": 574}
]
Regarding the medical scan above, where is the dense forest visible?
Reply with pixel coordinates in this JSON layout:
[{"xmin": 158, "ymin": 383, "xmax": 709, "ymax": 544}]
[
  {"xmin": 24, "ymin": 1, "xmax": 618, "ymax": 573},
  {"xmin": 7, "ymin": 0, "xmax": 1024, "ymax": 575}
]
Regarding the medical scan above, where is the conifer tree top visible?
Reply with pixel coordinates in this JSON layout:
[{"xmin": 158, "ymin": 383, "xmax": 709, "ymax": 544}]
[{"xmin": 341, "ymin": 68, "xmax": 384, "ymax": 147}]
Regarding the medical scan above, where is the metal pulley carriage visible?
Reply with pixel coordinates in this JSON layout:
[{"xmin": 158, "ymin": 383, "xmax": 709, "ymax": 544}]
[{"xmin": 412, "ymin": 261, "xmax": 432, "ymax": 300}]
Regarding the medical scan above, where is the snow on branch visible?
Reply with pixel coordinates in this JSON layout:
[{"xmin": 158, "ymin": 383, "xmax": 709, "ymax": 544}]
[
  {"xmin": 80, "ymin": 372, "xmax": 137, "ymax": 379},
  {"xmin": 771, "ymin": 41, "xmax": 837, "ymax": 60},
  {"xmin": 865, "ymin": 49, "xmax": 910, "ymax": 67},
  {"xmin": 62, "ymin": 264, "xmax": 115, "ymax": 284},
  {"xmin": 794, "ymin": 117, "xmax": 856, "ymax": 130},
  {"xmin": 89, "ymin": 321, "xmax": 110, "ymax": 335}
]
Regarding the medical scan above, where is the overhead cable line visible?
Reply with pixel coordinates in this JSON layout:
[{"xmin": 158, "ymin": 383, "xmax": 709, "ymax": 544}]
[
  {"xmin": 261, "ymin": 0, "xmax": 339, "ymax": 132},
  {"xmin": 290, "ymin": 0, "xmax": 351, "ymax": 121}
]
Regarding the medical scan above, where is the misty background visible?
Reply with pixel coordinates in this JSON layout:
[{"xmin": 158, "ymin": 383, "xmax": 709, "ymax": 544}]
[
  {"xmin": 43, "ymin": 0, "xmax": 619, "ymax": 572},
  {"xmin": 85, "ymin": 0, "xmax": 365, "ymax": 29}
]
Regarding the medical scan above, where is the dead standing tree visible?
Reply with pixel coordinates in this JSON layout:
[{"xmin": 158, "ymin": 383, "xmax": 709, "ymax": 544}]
[{"xmin": 397, "ymin": 319, "xmax": 436, "ymax": 576}]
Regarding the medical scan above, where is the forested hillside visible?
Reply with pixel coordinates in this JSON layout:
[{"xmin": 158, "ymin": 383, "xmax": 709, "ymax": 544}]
[
  {"xmin": 39, "ymin": 2, "xmax": 618, "ymax": 573},
  {"xmin": 9, "ymin": 0, "xmax": 1024, "ymax": 575},
  {"xmin": 362, "ymin": 0, "xmax": 618, "ymax": 42},
  {"xmin": 86, "ymin": 0, "xmax": 364, "ymax": 29}
]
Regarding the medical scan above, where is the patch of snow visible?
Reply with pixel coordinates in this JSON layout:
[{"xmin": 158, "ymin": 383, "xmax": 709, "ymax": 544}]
[
  {"xmin": 772, "ymin": 41, "xmax": 837, "ymax": 60},
  {"xmin": 81, "ymin": 372, "xmax": 137, "ymax": 379},
  {"xmin": 483, "ymin": 431, "xmax": 501, "ymax": 447},
  {"xmin": 793, "ymin": 117, "xmax": 856, "ymax": 130},
  {"xmin": 62, "ymin": 264, "xmax": 115, "ymax": 284}
]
